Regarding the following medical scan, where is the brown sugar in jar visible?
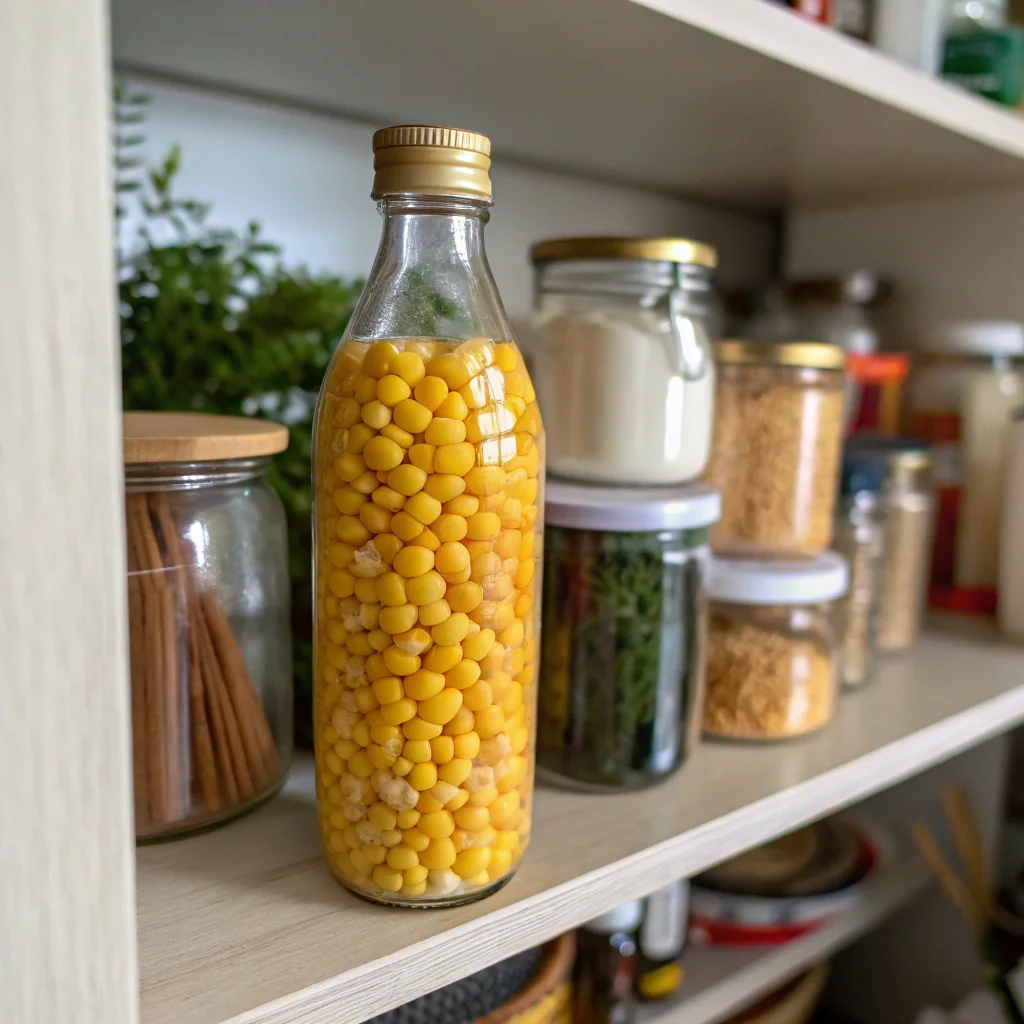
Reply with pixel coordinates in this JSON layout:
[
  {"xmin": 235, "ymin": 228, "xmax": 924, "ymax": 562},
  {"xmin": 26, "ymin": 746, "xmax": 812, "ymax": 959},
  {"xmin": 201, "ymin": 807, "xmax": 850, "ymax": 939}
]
[{"xmin": 704, "ymin": 341, "xmax": 846, "ymax": 557}]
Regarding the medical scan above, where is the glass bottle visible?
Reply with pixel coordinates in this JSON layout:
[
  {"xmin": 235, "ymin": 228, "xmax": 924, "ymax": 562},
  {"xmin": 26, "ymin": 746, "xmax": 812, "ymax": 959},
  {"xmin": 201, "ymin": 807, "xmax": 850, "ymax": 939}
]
[
  {"xmin": 636, "ymin": 880, "xmax": 689, "ymax": 1002},
  {"xmin": 573, "ymin": 902, "xmax": 642, "ymax": 1024},
  {"xmin": 311, "ymin": 125, "xmax": 545, "ymax": 907}
]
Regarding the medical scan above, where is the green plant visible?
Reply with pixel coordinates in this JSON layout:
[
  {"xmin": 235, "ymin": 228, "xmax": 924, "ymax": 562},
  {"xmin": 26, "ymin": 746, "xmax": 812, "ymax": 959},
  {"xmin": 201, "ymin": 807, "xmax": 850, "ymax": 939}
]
[{"xmin": 116, "ymin": 84, "xmax": 363, "ymax": 744}]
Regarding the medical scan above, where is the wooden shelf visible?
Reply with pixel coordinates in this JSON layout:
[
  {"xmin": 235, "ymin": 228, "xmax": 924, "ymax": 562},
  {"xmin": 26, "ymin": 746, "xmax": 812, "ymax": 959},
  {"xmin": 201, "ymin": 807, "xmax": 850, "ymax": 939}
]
[
  {"xmin": 137, "ymin": 626, "xmax": 1024, "ymax": 1024},
  {"xmin": 109, "ymin": 0, "xmax": 1024, "ymax": 212},
  {"xmin": 642, "ymin": 853, "xmax": 930, "ymax": 1024}
]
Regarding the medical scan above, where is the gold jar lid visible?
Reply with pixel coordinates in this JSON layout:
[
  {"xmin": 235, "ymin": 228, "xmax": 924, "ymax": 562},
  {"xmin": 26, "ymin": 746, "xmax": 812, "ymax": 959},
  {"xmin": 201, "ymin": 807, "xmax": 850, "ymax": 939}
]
[
  {"xmin": 371, "ymin": 124, "xmax": 492, "ymax": 201},
  {"xmin": 715, "ymin": 339, "xmax": 846, "ymax": 371},
  {"xmin": 123, "ymin": 412, "xmax": 289, "ymax": 464},
  {"xmin": 530, "ymin": 236, "xmax": 717, "ymax": 269},
  {"xmin": 888, "ymin": 449, "xmax": 931, "ymax": 485}
]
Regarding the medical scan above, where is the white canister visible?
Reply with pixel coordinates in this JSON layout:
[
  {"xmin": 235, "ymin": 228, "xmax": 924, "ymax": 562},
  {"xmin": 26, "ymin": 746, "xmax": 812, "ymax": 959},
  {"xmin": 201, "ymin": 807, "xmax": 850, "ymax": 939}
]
[{"xmin": 530, "ymin": 237, "xmax": 717, "ymax": 487}]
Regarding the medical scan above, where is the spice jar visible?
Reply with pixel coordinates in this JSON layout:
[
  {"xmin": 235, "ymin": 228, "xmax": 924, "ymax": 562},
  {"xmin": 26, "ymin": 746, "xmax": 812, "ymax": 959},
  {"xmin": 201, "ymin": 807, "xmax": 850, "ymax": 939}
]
[
  {"xmin": 834, "ymin": 455, "xmax": 886, "ymax": 689},
  {"xmin": 703, "ymin": 554, "xmax": 848, "ymax": 741},
  {"xmin": 124, "ymin": 412, "xmax": 293, "ymax": 840},
  {"xmin": 538, "ymin": 481, "xmax": 719, "ymax": 791},
  {"xmin": 312, "ymin": 126, "xmax": 544, "ymax": 907},
  {"xmin": 530, "ymin": 236, "xmax": 717, "ymax": 486},
  {"xmin": 573, "ymin": 902, "xmax": 642, "ymax": 1024},
  {"xmin": 705, "ymin": 341, "xmax": 846, "ymax": 557}
]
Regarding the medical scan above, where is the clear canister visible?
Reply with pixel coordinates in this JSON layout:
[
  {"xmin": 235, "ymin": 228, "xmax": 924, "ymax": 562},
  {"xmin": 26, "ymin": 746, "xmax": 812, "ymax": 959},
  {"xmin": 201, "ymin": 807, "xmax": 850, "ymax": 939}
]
[
  {"xmin": 530, "ymin": 237, "xmax": 717, "ymax": 487},
  {"xmin": 834, "ymin": 455, "xmax": 886, "ymax": 688},
  {"xmin": 123, "ymin": 412, "xmax": 293, "ymax": 840},
  {"xmin": 538, "ymin": 481, "xmax": 719, "ymax": 791},
  {"xmin": 312, "ymin": 126, "xmax": 544, "ymax": 906},
  {"xmin": 703, "ymin": 554, "xmax": 848, "ymax": 741},
  {"xmin": 705, "ymin": 341, "xmax": 846, "ymax": 557}
]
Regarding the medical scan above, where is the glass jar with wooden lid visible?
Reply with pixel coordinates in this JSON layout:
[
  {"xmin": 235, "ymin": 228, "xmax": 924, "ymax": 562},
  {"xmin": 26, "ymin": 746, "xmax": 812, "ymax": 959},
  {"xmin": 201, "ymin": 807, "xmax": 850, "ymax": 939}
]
[
  {"xmin": 704, "ymin": 340, "xmax": 846, "ymax": 557},
  {"xmin": 124, "ymin": 412, "xmax": 292, "ymax": 840}
]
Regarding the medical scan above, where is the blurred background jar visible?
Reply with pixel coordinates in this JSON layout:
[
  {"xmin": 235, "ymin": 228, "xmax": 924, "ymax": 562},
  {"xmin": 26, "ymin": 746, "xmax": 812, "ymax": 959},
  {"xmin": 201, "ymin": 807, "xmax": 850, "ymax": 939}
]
[
  {"xmin": 530, "ymin": 237, "xmax": 717, "ymax": 486},
  {"xmin": 834, "ymin": 453, "xmax": 886, "ymax": 689},
  {"xmin": 573, "ymin": 901, "xmax": 642, "ymax": 1024},
  {"xmin": 123, "ymin": 412, "xmax": 293, "ymax": 841}
]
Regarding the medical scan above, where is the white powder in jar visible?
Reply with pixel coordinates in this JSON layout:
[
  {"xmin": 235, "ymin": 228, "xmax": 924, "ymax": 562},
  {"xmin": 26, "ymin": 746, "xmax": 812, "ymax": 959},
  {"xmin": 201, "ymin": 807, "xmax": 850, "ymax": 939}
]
[{"xmin": 532, "ymin": 306, "xmax": 715, "ymax": 485}]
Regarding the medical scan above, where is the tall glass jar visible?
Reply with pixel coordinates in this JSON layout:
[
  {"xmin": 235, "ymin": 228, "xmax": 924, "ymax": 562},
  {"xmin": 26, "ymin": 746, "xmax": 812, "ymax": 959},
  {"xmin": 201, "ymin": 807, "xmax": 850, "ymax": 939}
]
[
  {"xmin": 312, "ymin": 126, "xmax": 545, "ymax": 907},
  {"xmin": 529, "ymin": 237, "xmax": 717, "ymax": 486},
  {"xmin": 123, "ymin": 412, "xmax": 293, "ymax": 840},
  {"xmin": 705, "ymin": 341, "xmax": 846, "ymax": 557}
]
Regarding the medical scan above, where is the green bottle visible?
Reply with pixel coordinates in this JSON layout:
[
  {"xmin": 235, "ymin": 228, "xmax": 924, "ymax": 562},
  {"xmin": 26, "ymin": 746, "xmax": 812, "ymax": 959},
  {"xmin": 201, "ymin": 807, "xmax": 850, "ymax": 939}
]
[{"xmin": 942, "ymin": 0, "xmax": 1024, "ymax": 107}]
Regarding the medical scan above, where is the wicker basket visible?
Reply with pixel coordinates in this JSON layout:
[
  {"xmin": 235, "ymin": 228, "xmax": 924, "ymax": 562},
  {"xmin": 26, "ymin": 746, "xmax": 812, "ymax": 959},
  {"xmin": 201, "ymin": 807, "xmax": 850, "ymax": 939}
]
[{"xmin": 366, "ymin": 933, "xmax": 575, "ymax": 1024}]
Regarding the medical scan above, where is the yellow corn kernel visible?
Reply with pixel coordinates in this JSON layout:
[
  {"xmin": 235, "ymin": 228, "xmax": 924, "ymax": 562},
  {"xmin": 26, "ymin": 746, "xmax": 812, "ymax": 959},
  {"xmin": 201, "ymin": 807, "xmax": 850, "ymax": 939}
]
[
  {"xmin": 402, "ymin": 880, "xmax": 428, "ymax": 897},
  {"xmin": 367, "ymin": 842, "xmax": 392, "ymax": 862},
  {"xmin": 348, "ymin": 848, "xmax": 373, "ymax": 876},
  {"xmin": 434, "ymin": 442, "xmax": 476, "ymax": 477},
  {"xmin": 381, "ymin": 422, "xmax": 415, "ymax": 449},
  {"xmin": 352, "ymin": 470, "xmax": 379, "ymax": 495},
  {"xmin": 419, "ymin": 836, "xmax": 457, "ymax": 870},
  {"xmin": 385, "ymin": 465, "xmax": 425, "ymax": 499},
  {"xmin": 451, "ymin": 828, "xmax": 473, "ymax": 853},
  {"xmin": 465, "ymin": 466, "xmax": 505, "ymax": 497},
  {"xmin": 389, "ymin": 510, "xmax": 424, "ymax": 543},
  {"xmin": 462, "ymin": 680, "xmax": 492, "ymax": 712},
  {"xmin": 494, "ymin": 343, "xmax": 518, "ymax": 373},
  {"xmin": 371, "ymin": 676, "xmax": 403, "ymax": 705},
  {"xmin": 454, "ymin": 804, "xmax": 489, "ymax": 831},
  {"xmin": 333, "ymin": 488, "xmax": 366, "ymax": 517},
  {"xmin": 446, "ymin": 659, "xmax": 482, "ymax": 692},
  {"xmin": 337, "ymin": 515, "xmax": 370, "ymax": 547},
  {"xmin": 435, "ymin": 391, "xmax": 470, "ymax": 420},
  {"xmin": 393, "ymin": 398, "xmax": 433, "ymax": 434},
  {"xmin": 498, "ymin": 618, "xmax": 525, "ymax": 649},
  {"xmin": 381, "ymin": 697, "xmax": 417, "ymax": 725},
  {"xmin": 335, "ymin": 451, "xmax": 367, "ymax": 482},
  {"xmin": 383, "ymin": 646, "xmax": 420, "ymax": 676},
  {"xmin": 494, "ymin": 828, "xmax": 518, "ymax": 851},
  {"xmin": 354, "ymin": 577, "xmax": 379, "ymax": 604},
  {"xmin": 442, "ymin": 705, "xmax": 475, "ymax": 736},
  {"xmin": 482, "ymin": 491, "xmax": 507, "ymax": 514},
  {"xmin": 418, "ymin": 599, "xmax": 451, "ymax": 627},
  {"xmin": 467, "ymin": 512, "xmax": 501, "ymax": 541},
  {"xmin": 441, "ymin": 566, "xmax": 470, "ymax": 586},
  {"xmin": 426, "ymin": 353, "xmax": 472, "ymax": 390},
  {"xmin": 410, "ymin": 527, "xmax": 440, "ymax": 553},
  {"xmin": 417, "ymin": 688, "xmax": 464, "ymax": 726},
  {"xmin": 423, "ymin": 643, "xmax": 462, "ymax": 674},
  {"xmin": 335, "ymin": 395, "xmax": 363, "ymax": 427},
  {"xmin": 468, "ymin": 786, "xmax": 499, "ymax": 808},
  {"xmin": 413, "ymin": 375, "xmax": 448, "ymax": 412},
  {"xmin": 363, "ymin": 435, "xmax": 405, "ymax": 472},
  {"xmin": 488, "ymin": 791, "xmax": 521, "ymax": 828},
  {"xmin": 345, "ymin": 423, "xmax": 376, "ymax": 454},
  {"xmin": 452, "ymin": 847, "xmax": 492, "ymax": 879},
  {"xmin": 390, "ymin": 545, "xmax": 431, "ymax": 579},
  {"xmin": 359, "ymin": 503, "xmax": 392, "ymax": 536},
  {"xmin": 468, "ymin": 547, "xmax": 498, "ymax": 573},
  {"xmin": 352, "ymin": 718, "xmax": 372, "ymax": 747},
  {"xmin": 520, "ymin": 531, "xmax": 536, "ymax": 561},
  {"xmin": 363, "ymin": 340, "xmax": 398, "ymax": 378},
  {"xmin": 434, "ymin": 541, "xmax": 469, "ymax": 576},
  {"xmin": 424, "ymin": 417, "xmax": 467, "ymax": 446},
  {"xmin": 354, "ymin": 375, "xmax": 379, "ymax": 404},
  {"xmin": 451, "ymin": 734, "xmax": 479, "ymax": 762},
  {"xmin": 326, "ymin": 620, "xmax": 348, "ymax": 648},
  {"xmin": 506, "ymin": 648, "xmax": 526, "ymax": 674},
  {"xmin": 372, "ymin": 864, "xmax": 404, "ymax": 892},
  {"xmin": 348, "ymin": 749, "xmax": 373, "ymax": 778},
  {"xmin": 367, "ymin": 743, "xmax": 396, "ymax": 770},
  {"xmin": 392, "ymin": 755, "xmax": 414, "ymax": 776},
  {"xmin": 346, "ymin": 631, "xmax": 373, "ymax": 657},
  {"xmin": 447, "ymin": 581, "xmax": 483, "ymax": 613},
  {"xmin": 396, "ymin": 808, "xmax": 421, "ymax": 830},
  {"xmin": 365, "ymin": 652, "xmax": 389, "ymax": 681},
  {"xmin": 407, "ymin": 762, "xmax": 438, "ymax": 791},
  {"xmin": 434, "ymin": 514, "xmax": 468, "ymax": 543},
  {"xmin": 405, "ymin": 491, "xmax": 442, "ymax": 526},
  {"xmin": 406, "ymin": 570, "xmax": 446, "ymax": 606},
  {"xmin": 361, "ymin": 399, "xmax": 392, "ymax": 430},
  {"xmin": 404, "ymin": 669, "xmax": 446, "ymax": 701},
  {"xmin": 437, "ymin": 757, "xmax": 472, "ymax": 787},
  {"xmin": 416, "ymin": 791, "xmax": 445, "ymax": 814},
  {"xmin": 385, "ymin": 844, "xmax": 419, "ymax": 871},
  {"xmin": 418, "ymin": 810, "xmax": 456, "ymax": 840},
  {"xmin": 446, "ymin": 789, "xmax": 470, "ymax": 813},
  {"xmin": 462, "ymin": 627, "xmax": 496, "ymax": 662},
  {"xmin": 475, "ymin": 706, "xmax": 506, "ymax": 739},
  {"xmin": 377, "ymin": 573, "xmax": 408, "ymax": 609},
  {"xmin": 329, "ymin": 570, "xmax": 356, "ymax": 599},
  {"xmin": 443, "ymin": 496, "xmax": 480, "ymax": 520},
  {"xmin": 515, "ymin": 559, "xmax": 535, "ymax": 589},
  {"xmin": 370, "ymin": 723, "xmax": 401, "ymax": 747},
  {"xmin": 393, "ymin": 627, "xmax": 431, "ymax": 657},
  {"xmin": 376, "ymin": 374, "xmax": 412, "ymax": 407},
  {"xmin": 407, "ymin": 444, "xmax": 436, "ymax": 476},
  {"xmin": 403, "ymin": 717, "xmax": 443, "ymax": 741},
  {"xmin": 422, "ymin": 475, "xmax": 465, "ymax": 505},
  {"xmin": 494, "ymin": 531, "xmax": 523, "ymax": 563},
  {"xmin": 430, "ymin": 735, "xmax": 455, "ymax": 764},
  {"xmin": 368, "ymin": 802, "xmax": 398, "ymax": 830},
  {"xmin": 378, "ymin": 603, "xmax": 418, "ymax": 637},
  {"xmin": 402, "ymin": 739, "xmax": 433, "ymax": 763},
  {"xmin": 488, "ymin": 848, "xmax": 512, "ymax": 880}
]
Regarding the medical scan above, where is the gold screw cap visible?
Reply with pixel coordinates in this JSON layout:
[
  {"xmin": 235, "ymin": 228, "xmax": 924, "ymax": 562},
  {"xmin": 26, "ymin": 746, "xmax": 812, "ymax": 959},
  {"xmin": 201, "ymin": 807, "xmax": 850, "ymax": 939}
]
[{"xmin": 372, "ymin": 124, "xmax": 492, "ymax": 201}]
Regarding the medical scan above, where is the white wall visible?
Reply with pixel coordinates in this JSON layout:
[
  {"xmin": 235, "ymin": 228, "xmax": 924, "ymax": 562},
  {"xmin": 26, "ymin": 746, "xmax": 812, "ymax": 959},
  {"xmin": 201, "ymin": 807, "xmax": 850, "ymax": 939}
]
[{"xmin": 119, "ymin": 75, "xmax": 776, "ymax": 321}]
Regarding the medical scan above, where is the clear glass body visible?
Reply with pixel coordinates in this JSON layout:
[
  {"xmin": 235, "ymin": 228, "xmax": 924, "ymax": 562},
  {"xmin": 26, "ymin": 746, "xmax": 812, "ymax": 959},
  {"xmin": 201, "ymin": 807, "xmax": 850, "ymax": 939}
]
[
  {"xmin": 573, "ymin": 926, "xmax": 638, "ymax": 1024},
  {"xmin": 878, "ymin": 466, "xmax": 934, "ymax": 651},
  {"xmin": 834, "ymin": 493, "xmax": 885, "ymax": 689},
  {"xmin": 312, "ymin": 195, "xmax": 545, "ymax": 907},
  {"xmin": 705, "ymin": 363, "xmax": 845, "ymax": 556},
  {"xmin": 703, "ymin": 599, "xmax": 838, "ymax": 741},
  {"xmin": 948, "ymin": 0, "xmax": 1007, "ymax": 31},
  {"xmin": 538, "ymin": 526, "xmax": 707, "ymax": 790},
  {"xmin": 125, "ymin": 457, "xmax": 293, "ymax": 840},
  {"xmin": 531, "ymin": 259, "xmax": 715, "ymax": 486}
]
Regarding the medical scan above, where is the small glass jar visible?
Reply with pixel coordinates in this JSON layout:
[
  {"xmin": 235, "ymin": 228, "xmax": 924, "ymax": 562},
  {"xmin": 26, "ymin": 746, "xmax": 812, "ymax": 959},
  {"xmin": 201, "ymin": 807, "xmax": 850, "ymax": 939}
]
[
  {"xmin": 530, "ymin": 237, "xmax": 717, "ymax": 487},
  {"xmin": 538, "ymin": 481, "xmax": 719, "ymax": 791},
  {"xmin": 573, "ymin": 901, "xmax": 642, "ymax": 1024},
  {"xmin": 705, "ymin": 341, "xmax": 846, "ymax": 557},
  {"xmin": 123, "ymin": 412, "xmax": 293, "ymax": 840},
  {"xmin": 834, "ymin": 455, "xmax": 886, "ymax": 689},
  {"xmin": 703, "ymin": 554, "xmax": 848, "ymax": 741}
]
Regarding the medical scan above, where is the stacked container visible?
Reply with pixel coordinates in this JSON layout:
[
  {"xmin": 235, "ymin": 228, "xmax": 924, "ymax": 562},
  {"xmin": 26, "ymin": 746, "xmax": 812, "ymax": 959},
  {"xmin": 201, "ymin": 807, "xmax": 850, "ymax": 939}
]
[{"xmin": 529, "ymin": 238, "xmax": 722, "ymax": 789}]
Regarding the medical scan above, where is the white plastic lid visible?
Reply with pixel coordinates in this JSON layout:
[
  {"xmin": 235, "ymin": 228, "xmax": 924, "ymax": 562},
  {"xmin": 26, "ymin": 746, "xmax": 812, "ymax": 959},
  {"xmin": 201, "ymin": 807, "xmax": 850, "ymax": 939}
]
[
  {"xmin": 707, "ymin": 552, "xmax": 849, "ymax": 606},
  {"xmin": 924, "ymin": 321, "xmax": 1024, "ymax": 358},
  {"xmin": 585, "ymin": 900, "xmax": 643, "ymax": 933},
  {"xmin": 545, "ymin": 479, "xmax": 721, "ymax": 532}
]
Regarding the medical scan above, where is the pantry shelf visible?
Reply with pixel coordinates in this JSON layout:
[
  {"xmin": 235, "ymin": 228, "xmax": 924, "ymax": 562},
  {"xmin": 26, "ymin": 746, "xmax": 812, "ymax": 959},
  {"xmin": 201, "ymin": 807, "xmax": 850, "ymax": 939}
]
[
  {"xmin": 109, "ymin": 0, "xmax": 1024, "ymax": 211},
  {"xmin": 641, "ymin": 854, "xmax": 930, "ymax": 1024},
  {"xmin": 137, "ymin": 624, "xmax": 1024, "ymax": 1024}
]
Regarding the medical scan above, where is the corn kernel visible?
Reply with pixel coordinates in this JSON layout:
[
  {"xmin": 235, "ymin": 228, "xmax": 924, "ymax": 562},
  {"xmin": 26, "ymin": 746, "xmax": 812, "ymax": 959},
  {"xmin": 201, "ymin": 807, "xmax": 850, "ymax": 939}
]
[
  {"xmin": 334, "ymin": 488, "xmax": 366, "ymax": 516},
  {"xmin": 411, "ymin": 526, "xmax": 441, "ymax": 552},
  {"xmin": 383, "ymin": 646, "xmax": 420, "ymax": 676},
  {"xmin": 346, "ymin": 423, "xmax": 376, "ymax": 454},
  {"xmin": 416, "ymin": 791, "xmax": 445, "ymax": 813},
  {"xmin": 435, "ymin": 514, "xmax": 468, "ymax": 543},
  {"xmin": 494, "ymin": 343, "xmax": 518, "ymax": 372},
  {"xmin": 365, "ymin": 653, "xmax": 389, "ymax": 681},
  {"xmin": 372, "ymin": 864, "xmax": 404, "ymax": 892},
  {"xmin": 396, "ymin": 808, "xmax": 421, "ymax": 830},
  {"xmin": 418, "ymin": 810, "xmax": 456, "ymax": 840},
  {"xmin": 462, "ymin": 627, "xmax": 496, "ymax": 661},
  {"xmin": 434, "ymin": 442, "xmax": 476, "ymax": 477},
  {"xmin": 443, "ymin": 493, "xmax": 480, "ymax": 517},
  {"xmin": 363, "ymin": 435, "xmax": 405, "ymax": 471},
  {"xmin": 392, "ymin": 755, "xmax": 414, "ymax": 776},
  {"xmin": 447, "ymin": 582, "xmax": 483, "ymax": 613},
  {"xmin": 426, "ymin": 353, "xmax": 472, "ymax": 390},
  {"xmin": 402, "ymin": 739, "xmax": 433, "ymax": 763},
  {"xmin": 354, "ymin": 376, "xmax": 379, "ymax": 404},
  {"xmin": 359, "ymin": 503, "xmax": 393, "ymax": 536},
  {"xmin": 378, "ymin": 603, "xmax": 418, "ymax": 636},
  {"xmin": 430, "ymin": 735, "xmax": 455, "ymax": 764},
  {"xmin": 418, "ymin": 599, "xmax": 451, "ymax": 627},
  {"xmin": 406, "ymin": 569, "xmax": 446, "ymax": 605},
  {"xmin": 404, "ymin": 668, "xmax": 446, "ymax": 701},
  {"xmin": 475, "ymin": 705, "xmax": 506, "ymax": 739},
  {"xmin": 368, "ymin": 802, "xmax": 398, "ymax": 831},
  {"xmin": 377, "ymin": 573, "xmax": 407, "ymax": 609},
  {"xmin": 354, "ymin": 577, "xmax": 379, "ymax": 603},
  {"xmin": 402, "ymin": 717, "xmax": 443, "ymax": 741},
  {"xmin": 405, "ymin": 491, "xmax": 442, "ymax": 526},
  {"xmin": 438, "ymin": 757, "xmax": 473, "ymax": 787},
  {"xmin": 361, "ymin": 399, "xmax": 392, "ymax": 430},
  {"xmin": 393, "ymin": 398, "xmax": 433, "ymax": 434},
  {"xmin": 423, "ymin": 642, "xmax": 462, "ymax": 673},
  {"xmin": 422, "ymin": 475, "xmax": 465, "ymax": 504},
  {"xmin": 452, "ymin": 847, "xmax": 492, "ymax": 879},
  {"xmin": 413, "ymin": 375, "xmax": 448, "ymax": 412},
  {"xmin": 348, "ymin": 749, "xmax": 373, "ymax": 777},
  {"xmin": 381, "ymin": 422, "xmax": 415, "ymax": 449},
  {"xmin": 371, "ymin": 676, "xmax": 403, "ymax": 706},
  {"xmin": 329, "ymin": 570, "xmax": 356, "ymax": 599},
  {"xmin": 467, "ymin": 512, "xmax": 501, "ymax": 541},
  {"xmin": 363, "ymin": 341, "xmax": 398, "ymax": 378},
  {"xmin": 419, "ymin": 836, "xmax": 457, "ymax": 870},
  {"xmin": 446, "ymin": 659, "xmax": 482, "ymax": 691},
  {"xmin": 381, "ymin": 697, "xmax": 417, "ymax": 725},
  {"xmin": 454, "ymin": 805, "xmax": 489, "ymax": 831},
  {"xmin": 435, "ymin": 391, "xmax": 469, "ymax": 420},
  {"xmin": 462, "ymin": 680, "xmax": 492, "ymax": 712},
  {"xmin": 376, "ymin": 374, "xmax": 411, "ymax": 407},
  {"xmin": 407, "ymin": 762, "xmax": 438, "ymax": 791},
  {"xmin": 468, "ymin": 786, "xmax": 499, "ymax": 807},
  {"xmin": 335, "ymin": 451, "xmax": 367, "ymax": 482}
]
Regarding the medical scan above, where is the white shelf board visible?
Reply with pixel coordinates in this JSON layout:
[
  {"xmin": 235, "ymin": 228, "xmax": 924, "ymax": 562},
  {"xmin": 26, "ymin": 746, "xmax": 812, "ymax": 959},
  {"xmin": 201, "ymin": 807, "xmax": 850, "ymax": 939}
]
[
  {"xmin": 109, "ymin": 0, "xmax": 1024, "ymax": 211},
  {"xmin": 642, "ymin": 854, "xmax": 930, "ymax": 1024},
  {"xmin": 136, "ymin": 624, "xmax": 1024, "ymax": 1024}
]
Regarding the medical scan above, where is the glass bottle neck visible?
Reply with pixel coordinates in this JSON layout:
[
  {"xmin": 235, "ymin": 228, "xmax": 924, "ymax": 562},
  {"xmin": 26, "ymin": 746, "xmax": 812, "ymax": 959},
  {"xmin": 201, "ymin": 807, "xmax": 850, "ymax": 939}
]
[{"xmin": 346, "ymin": 194, "xmax": 512, "ymax": 343}]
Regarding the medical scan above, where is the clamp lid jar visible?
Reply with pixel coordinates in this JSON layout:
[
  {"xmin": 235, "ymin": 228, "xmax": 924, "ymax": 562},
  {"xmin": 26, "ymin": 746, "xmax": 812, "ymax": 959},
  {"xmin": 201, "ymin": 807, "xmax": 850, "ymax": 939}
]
[{"xmin": 538, "ymin": 480, "xmax": 720, "ymax": 791}]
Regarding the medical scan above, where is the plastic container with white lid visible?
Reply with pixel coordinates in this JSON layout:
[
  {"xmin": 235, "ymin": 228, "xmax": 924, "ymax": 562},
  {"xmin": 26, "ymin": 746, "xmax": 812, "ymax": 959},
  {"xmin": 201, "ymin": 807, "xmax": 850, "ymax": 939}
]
[
  {"xmin": 538, "ymin": 481, "xmax": 719, "ymax": 791},
  {"xmin": 703, "ymin": 554, "xmax": 848, "ymax": 742}
]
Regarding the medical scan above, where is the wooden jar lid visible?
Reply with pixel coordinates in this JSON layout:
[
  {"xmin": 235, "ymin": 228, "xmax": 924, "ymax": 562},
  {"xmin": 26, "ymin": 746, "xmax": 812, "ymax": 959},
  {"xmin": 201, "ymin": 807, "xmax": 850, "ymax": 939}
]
[{"xmin": 123, "ymin": 412, "xmax": 289, "ymax": 464}]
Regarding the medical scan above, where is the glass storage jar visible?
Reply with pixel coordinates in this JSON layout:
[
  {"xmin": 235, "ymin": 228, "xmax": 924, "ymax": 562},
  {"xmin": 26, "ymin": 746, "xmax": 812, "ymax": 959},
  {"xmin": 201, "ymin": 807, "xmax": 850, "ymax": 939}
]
[
  {"xmin": 312, "ymin": 126, "xmax": 544, "ymax": 907},
  {"xmin": 530, "ymin": 237, "xmax": 717, "ymax": 486},
  {"xmin": 834, "ymin": 454, "xmax": 886, "ymax": 689},
  {"xmin": 705, "ymin": 341, "xmax": 846, "ymax": 557},
  {"xmin": 123, "ymin": 412, "xmax": 293, "ymax": 840},
  {"xmin": 538, "ymin": 481, "xmax": 719, "ymax": 791},
  {"xmin": 703, "ymin": 554, "xmax": 848, "ymax": 741}
]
